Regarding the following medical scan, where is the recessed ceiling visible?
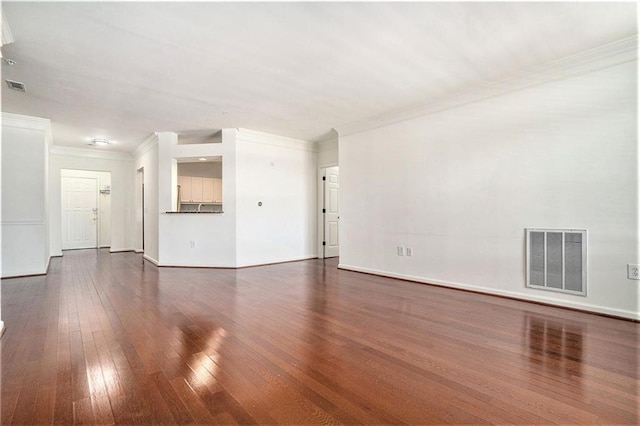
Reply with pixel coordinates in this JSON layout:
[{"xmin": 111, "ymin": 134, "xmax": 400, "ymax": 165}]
[{"xmin": 1, "ymin": 2, "xmax": 636, "ymax": 153}]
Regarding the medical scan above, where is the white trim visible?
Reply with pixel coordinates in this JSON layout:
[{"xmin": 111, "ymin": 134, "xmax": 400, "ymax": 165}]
[
  {"xmin": 316, "ymin": 137, "xmax": 338, "ymax": 154},
  {"xmin": 236, "ymin": 128, "xmax": 316, "ymax": 152},
  {"xmin": 1, "ymin": 113, "xmax": 53, "ymax": 154},
  {"xmin": 109, "ymin": 247, "xmax": 135, "ymax": 253},
  {"xmin": 143, "ymin": 254, "xmax": 159, "ymax": 265},
  {"xmin": 335, "ymin": 36, "xmax": 638, "ymax": 137},
  {"xmin": 134, "ymin": 249, "xmax": 144, "ymax": 254},
  {"xmin": 1, "ymin": 112, "xmax": 51, "ymax": 132},
  {"xmin": 0, "ymin": 321, "xmax": 5, "ymax": 338},
  {"xmin": 2, "ymin": 268, "xmax": 48, "ymax": 278},
  {"xmin": 134, "ymin": 133, "xmax": 159, "ymax": 159},
  {"xmin": 158, "ymin": 255, "xmax": 318, "ymax": 269},
  {"xmin": 318, "ymin": 167, "xmax": 326, "ymax": 258},
  {"xmin": 236, "ymin": 255, "xmax": 318, "ymax": 269},
  {"xmin": 1, "ymin": 220, "xmax": 45, "ymax": 226},
  {"xmin": 314, "ymin": 129, "xmax": 339, "ymax": 144},
  {"xmin": 338, "ymin": 263, "xmax": 639, "ymax": 321},
  {"xmin": 50, "ymin": 145, "xmax": 133, "ymax": 161},
  {"xmin": 1, "ymin": 7, "xmax": 14, "ymax": 47}
]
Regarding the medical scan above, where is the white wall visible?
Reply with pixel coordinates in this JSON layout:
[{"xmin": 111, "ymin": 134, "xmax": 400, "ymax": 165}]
[
  {"xmin": 49, "ymin": 149, "xmax": 135, "ymax": 254},
  {"xmin": 236, "ymin": 129, "xmax": 317, "ymax": 267},
  {"xmin": 154, "ymin": 128, "xmax": 317, "ymax": 268},
  {"xmin": 157, "ymin": 129, "xmax": 237, "ymax": 267},
  {"xmin": 339, "ymin": 61, "xmax": 639, "ymax": 319},
  {"xmin": 1, "ymin": 113, "xmax": 51, "ymax": 277},
  {"xmin": 317, "ymin": 135, "xmax": 339, "ymax": 169},
  {"xmin": 135, "ymin": 137, "xmax": 160, "ymax": 263}
]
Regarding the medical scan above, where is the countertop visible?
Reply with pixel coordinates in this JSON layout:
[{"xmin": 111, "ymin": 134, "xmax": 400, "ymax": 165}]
[{"xmin": 164, "ymin": 211, "xmax": 224, "ymax": 214}]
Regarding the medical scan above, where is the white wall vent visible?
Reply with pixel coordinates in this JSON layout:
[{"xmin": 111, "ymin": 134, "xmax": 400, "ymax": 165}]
[
  {"xmin": 5, "ymin": 79, "xmax": 25, "ymax": 92},
  {"xmin": 526, "ymin": 228, "xmax": 587, "ymax": 296}
]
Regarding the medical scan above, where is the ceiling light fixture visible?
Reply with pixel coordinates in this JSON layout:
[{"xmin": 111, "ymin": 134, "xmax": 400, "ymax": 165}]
[
  {"xmin": 199, "ymin": 157, "xmax": 207, "ymax": 161},
  {"xmin": 91, "ymin": 138, "xmax": 110, "ymax": 146}
]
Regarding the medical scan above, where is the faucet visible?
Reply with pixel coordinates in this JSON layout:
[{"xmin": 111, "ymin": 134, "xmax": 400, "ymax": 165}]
[{"xmin": 197, "ymin": 203, "xmax": 203, "ymax": 212}]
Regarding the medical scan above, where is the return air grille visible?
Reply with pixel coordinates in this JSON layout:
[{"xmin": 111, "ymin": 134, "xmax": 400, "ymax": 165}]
[
  {"xmin": 5, "ymin": 79, "xmax": 25, "ymax": 92},
  {"xmin": 526, "ymin": 228, "xmax": 587, "ymax": 296}
]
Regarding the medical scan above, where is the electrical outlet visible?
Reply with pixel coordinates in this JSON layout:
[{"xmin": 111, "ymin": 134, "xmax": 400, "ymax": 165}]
[
  {"xmin": 406, "ymin": 247, "xmax": 413, "ymax": 257},
  {"xmin": 190, "ymin": 240, "xmax": 196, "ymax": 249},
  {"xmin": 628, "ymin": 264, "xmax": 640, "ymax": 280},
  {"xmin": 397, "ymin": 246, "xmax": 405, "ymax": 256}
]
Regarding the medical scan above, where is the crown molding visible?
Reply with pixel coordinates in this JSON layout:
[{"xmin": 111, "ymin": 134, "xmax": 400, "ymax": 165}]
[
  {"xmin": 236, "ymin": 128, "xmax": 316, "ymax": 152},
  {"xmin": 313, "ymin": 129, "xmax": 339, "ymax": 152},
  {"xmin": 2, "ymin": 112, "xmax": 53, "ymax": 148},
  {"xmin": 50, "ymin": 145, "xmax": 133, "ymax": 161},
  {"xmin": 134, "ymin": 132, "xmax": 159, "ymax": 159},
  {"xmin": 335, "ymin": 36, "xmax": 638, "ymax": 138},
  {"xmin": 2, "ymin": 112, "xmax": 51, "ymax": 131},
  {"xmin": 316, "ymin": 136, "xmax": 338, "ymax": 153},
  {"xmin": 1, "ymin": 7, "xmax": 14, "ymax": 48}
]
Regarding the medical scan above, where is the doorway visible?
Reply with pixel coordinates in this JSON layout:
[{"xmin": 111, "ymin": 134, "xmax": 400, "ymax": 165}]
[
  {"xmin": 136, "ymin": 168, "xmax": 145, "ymax": 253},
  {"xmin": 61, "ymin": 176, "xmax": 98, "ymax": 249},
  {"xmin": 61, "ymin": 169, "xmax": 111, "ymax": 250},
  {"xmin": 320, "ymin": 166, "xmax": 339, "ymax": 258}
]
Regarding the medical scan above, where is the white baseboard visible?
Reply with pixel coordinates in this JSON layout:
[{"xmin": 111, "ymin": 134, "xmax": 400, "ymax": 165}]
[
  {"xmin": 155, "ymin": 255, "xmax": 318, "ymax": 269},
  {"xmin": 143, "ymin": 254, "xmax": 159, "ymax": 265},
  {"xmin": 1, "ymin": 267, "xmax": 48, "ymax": 279},
  {"xmin": 109, "ymin": 247, "xmax": 135, "ymax": 253},
  {"xmin": 236, "ymin": 255, "xmax": 318, "ymax": 269},
  {"xmin": 338, "ymin": 263, "xmax": 639, "ymax": 321},
  {"xmin": 134, "ymin": 249, "xmax": 144, "ymax": 253}
]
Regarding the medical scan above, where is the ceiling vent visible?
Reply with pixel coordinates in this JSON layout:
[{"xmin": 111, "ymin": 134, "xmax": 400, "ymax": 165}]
[{"xmin": 5, "ymin": 79, "xmax": 25, "ymax": 92}]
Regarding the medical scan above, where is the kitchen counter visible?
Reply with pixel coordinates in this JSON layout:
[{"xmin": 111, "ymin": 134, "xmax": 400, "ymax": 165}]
[{"xmin": 164, "ymin": 211, "xmax": 224, "ymax": 214}]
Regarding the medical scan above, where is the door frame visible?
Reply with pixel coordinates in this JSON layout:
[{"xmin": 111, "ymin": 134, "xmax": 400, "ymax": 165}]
[
  {"xmin": 317, "ymin": 164, "xmax": 339, "ymax": 259},
  {"xmin": 136, "ymin": 168, "xmax": 145, "ymax": 253}
]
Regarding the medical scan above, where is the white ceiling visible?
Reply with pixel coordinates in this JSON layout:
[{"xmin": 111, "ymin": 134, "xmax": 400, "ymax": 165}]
[{"xmin": 1, "ymin": 2, "xmax": 637, "ymax": 153}]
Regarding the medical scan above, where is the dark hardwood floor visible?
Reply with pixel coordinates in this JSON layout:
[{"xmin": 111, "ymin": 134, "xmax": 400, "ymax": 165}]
[{"xmin": 1, "ymin": 249, "xmax": 638, "ymax": 424}]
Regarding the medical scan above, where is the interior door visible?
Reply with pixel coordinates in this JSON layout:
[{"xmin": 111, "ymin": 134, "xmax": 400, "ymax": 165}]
[
  {"xmin": 136, "ymin": 168, "xmax": 144, "ymax": 252},
  {"xmin": 61, "ymin": 177, "xmax": 98, "ymax": 250},
  {"xmin": 323, "ymin": 166, "xmax": 339, "ymax": 258}
]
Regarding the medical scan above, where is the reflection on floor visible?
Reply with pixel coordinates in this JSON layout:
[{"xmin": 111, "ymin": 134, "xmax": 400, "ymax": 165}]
[{"xmin": 1, "ymin": 249, "xmax": 638, "ymax": 424}]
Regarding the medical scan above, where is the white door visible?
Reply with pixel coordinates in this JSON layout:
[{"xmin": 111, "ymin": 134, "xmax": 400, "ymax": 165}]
[
  {"xmin": 324, "ymin": 166, "xmax": 339, "ymax": 258},
  {"xmin": 62, "ymin": 177, "xmax": 98, "ymax": 250},
  {"xmin": 136, "ymin": 168, "xmax": 144, "ymax": 252}
]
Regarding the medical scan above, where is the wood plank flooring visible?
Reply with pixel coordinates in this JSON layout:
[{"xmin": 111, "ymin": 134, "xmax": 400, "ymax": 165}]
[{"xmin": 1, "ymin": 249, "xmax": 638, "ymax": 424}]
